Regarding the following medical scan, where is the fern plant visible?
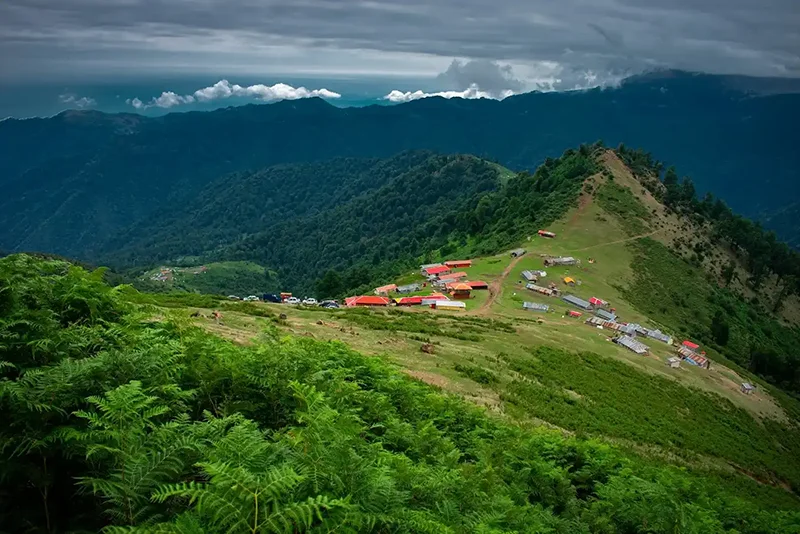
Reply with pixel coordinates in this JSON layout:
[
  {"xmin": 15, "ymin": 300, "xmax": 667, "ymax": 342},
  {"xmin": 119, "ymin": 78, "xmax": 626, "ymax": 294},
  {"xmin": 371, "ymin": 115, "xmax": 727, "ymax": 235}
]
[
  {"xmin": 63, "ymin": 381, "xmax": 203, "ymax": 527},
  {"xmin": 148, "ymin": 421, "xmax": 349, "ymax": 533}
]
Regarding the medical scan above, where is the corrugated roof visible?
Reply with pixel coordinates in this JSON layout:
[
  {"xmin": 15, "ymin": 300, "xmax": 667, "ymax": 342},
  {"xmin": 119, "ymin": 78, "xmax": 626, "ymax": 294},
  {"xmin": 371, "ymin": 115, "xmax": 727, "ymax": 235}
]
[
  {"xmin": 375, "ymin": 284, "xmax": 397, "ymax": 293},
  {"xmin": 682, "ymin": 340, "xmax": 700, "ymax": 350},
  {"xmin": 521, "ymin": 270, "xmax": 537, "ymax": 281},
  {"xmin": 396, "ymin": 283, "xmax": 422, "ymax": 293},
  {"xmin": 450, "ymin": 283, "xmax": 472, "ymax": 291},
  {"xmin": 523, "ymin": 302, "xmax": 550, "ymax": 311},
  {"xmin": 444, "ymin": 260, "xmax": 472, "ymax": 267},
  {"xmin": 510, "ymin": 248, "xmax": 527, "ymax": 256},
  {"xmin": 615, "ymin": 335, "xmax": 648, "ymax": 354},
  {"xmin": 563, "ymin": 294, "xmax": 592, "ymax": 309},
  {"xmin": 595, "ymin": 309, "xmax": 617, "ymax": 321},
  {"xmin": 425, "ymin": 265, "xmax": 451, "ymax": 275},
  {"xmin": 435, "ymin": 300, "xmax": 466, "ymax": 309},
  {"xmin": 466, "ymin": 280, "xmax": 488, "ymax": 288},
  {"xmin": 345, "ymin": 296, "xmax": 391, "ymax": 306},
  {"xmin": 395, "ymin": 296, "xmax": 423, "ymax": 305},
  {"xmin": 439, "ymin": 271, "xmax": 468, "ymax": 281}
]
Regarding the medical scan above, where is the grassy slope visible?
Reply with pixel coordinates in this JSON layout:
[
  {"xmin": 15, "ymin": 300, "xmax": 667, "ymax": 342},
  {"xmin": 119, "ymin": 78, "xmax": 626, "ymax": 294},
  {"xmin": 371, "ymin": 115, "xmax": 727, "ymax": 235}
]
[
  {"xmin": 136, "ymin": 261, "xmax": 271, "ymax": 296},
  {"xmin": 139, "ymin": 152, "xmax": 800, "ymax": 507}
]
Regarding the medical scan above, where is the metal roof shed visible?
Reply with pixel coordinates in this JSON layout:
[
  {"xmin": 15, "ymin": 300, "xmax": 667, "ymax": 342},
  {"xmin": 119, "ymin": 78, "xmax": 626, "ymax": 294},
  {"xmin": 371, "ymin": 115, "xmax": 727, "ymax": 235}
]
[
  {"xmin": 521, "ymin": 270, "xmax": 538, "ymax": 281},
  {"xmin": 523, "ymin": 302, "xmax": 550, "ymax": 312},
  {"xmin": 595, "ymin": 309, "xmax": 617, "ymax": 321},
  {"xmin": 615, "ymin": 335, "xmax": 649, "ymax": 354},
  {"xmin": 563, "ymin": 294, "xmax": 592, "ymax": 309},
  {"xmin": 510, "ymin": 248, "xmax": 527, "ymax": 257}
]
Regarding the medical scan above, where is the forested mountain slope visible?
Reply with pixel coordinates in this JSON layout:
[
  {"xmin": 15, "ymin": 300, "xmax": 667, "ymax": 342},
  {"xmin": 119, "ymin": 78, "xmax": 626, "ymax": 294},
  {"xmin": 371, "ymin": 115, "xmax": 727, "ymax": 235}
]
[
  {"xmin": 107, "ymin": 147, "xmax": 598, "ymax": 294},
  {"xmin": 2, "ymin": 71, "xmax": 798, "ymax": 258}
]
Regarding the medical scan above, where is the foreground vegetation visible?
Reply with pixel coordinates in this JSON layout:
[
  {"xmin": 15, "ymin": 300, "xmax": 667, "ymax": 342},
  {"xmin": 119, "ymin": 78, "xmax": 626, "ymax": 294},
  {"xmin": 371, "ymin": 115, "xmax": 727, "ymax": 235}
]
[{"xmin": 4, "ymin": 255, "xmax": 800, "ymax": 533}]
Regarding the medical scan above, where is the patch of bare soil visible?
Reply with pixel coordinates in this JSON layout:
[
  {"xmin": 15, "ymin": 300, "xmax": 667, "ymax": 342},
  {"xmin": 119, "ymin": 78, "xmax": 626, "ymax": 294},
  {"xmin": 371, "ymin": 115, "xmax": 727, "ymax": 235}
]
[{"xmin": 404, "ymin": 370, "xmax": 450, "ymax": 388}]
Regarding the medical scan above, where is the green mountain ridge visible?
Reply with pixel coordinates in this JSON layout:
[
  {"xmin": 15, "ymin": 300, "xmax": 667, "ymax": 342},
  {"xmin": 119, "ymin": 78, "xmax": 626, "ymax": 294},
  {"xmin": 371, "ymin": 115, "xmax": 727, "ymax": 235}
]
[{"xmin": 2, "ymin": 71, "xmax": 799, "ymax": 257}]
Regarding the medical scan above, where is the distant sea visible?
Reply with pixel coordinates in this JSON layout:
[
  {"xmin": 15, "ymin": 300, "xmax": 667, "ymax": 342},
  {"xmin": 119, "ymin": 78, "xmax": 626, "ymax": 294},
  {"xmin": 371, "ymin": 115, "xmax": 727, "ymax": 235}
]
[{"xmin": 0, "ymin": 75, "xmax": 437, "ymax": 119}]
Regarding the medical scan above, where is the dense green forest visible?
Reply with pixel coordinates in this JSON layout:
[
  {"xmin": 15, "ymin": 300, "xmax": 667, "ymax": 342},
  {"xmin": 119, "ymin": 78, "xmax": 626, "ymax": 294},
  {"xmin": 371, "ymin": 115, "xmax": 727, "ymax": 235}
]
[
  {"xmin": 3, "ymin": 254, "xmax": 800, "ymax": 533},
  {"xmin": 2, "ymin": 72, "xmax": 799, "ymax": 259},
  {"xmin": 107, "ymin": 146, "xmax": 598, "ymax": 296},
  {"xmin": 222, "ymin": 147, "xmax": 598, "ymax": 296},
  {"xmin": 102, "ymin": 153, "xmax": 435, "ymax": 265}
]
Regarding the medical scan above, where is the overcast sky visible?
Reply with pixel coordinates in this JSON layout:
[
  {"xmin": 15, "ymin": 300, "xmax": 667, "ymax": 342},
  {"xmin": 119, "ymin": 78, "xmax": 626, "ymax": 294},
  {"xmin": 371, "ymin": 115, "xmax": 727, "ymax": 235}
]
[{"xmin": 2, "ymin": 0, "xmax": 799, "ymax": 98}]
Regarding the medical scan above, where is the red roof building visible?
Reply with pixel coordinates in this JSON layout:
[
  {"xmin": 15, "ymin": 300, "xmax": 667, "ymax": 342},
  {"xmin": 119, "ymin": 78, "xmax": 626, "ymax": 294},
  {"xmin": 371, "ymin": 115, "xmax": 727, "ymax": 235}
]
[
  {"xmin": 449, "ymin": 283, "xmax": 472, "ymax": 299},
  {"xmin": 568, "ymin": 310, "xmax": 583, "ymax": 318},
  {"xmin": 589, "ymin": 297, "xmax": 608, "ymax": 307},
  {"xmin": 395, "ymin": 296, "xmax": 423, "ymax": 306},
  {"xmin": 466, "ymin": 280, "xmax": 488, "ymax": 289},
  {"xmin": 439, "ymin": 271, "xmax": 468, "ymax": 282},
  {"xmin": 444, "ymin": 260, "xmax": 473, "ymax": 268},
  {"xmin": 538, "ymin": 230, "xmax": 556, "ymax": 238},
  {"xmin": 345, "ymin": 296, "xmax": 391, "ymax": 307},
  {"xmin": 424, "ymin": 265, "xmax": 451, "ymax": 276},
  {"xmin": 682, "ymin": 340, "xmax": 700, "ymax": 351}
]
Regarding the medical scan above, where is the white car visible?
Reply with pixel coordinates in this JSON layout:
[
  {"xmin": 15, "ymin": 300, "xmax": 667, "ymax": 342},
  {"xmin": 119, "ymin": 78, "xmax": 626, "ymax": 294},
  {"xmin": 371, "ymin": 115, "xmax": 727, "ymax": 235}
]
[
  {"xmin": 302, "ymin": 297, "xmax": 318, "ymax": 306},
  {"xmin": 285, "ymin": 297, "xmax": 301, "ymax": 305},
  {"xmin": 243, "ymin": 295, "xmax": 260, "ymax": 302}
]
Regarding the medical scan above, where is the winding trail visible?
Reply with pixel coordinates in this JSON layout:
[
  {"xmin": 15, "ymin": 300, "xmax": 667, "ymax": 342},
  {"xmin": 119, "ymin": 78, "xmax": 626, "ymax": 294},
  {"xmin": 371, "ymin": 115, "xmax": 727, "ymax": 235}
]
[{"xmin": 472, "ymin": 252, "xmax": 527, "ymax": 315}]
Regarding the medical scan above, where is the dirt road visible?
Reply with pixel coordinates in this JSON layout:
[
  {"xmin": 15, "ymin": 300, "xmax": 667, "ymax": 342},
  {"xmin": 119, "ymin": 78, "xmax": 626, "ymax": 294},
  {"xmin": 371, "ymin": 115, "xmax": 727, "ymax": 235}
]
[{"xmin": 472, "ymin": 253, "xmax": 526, "ymax": 315}]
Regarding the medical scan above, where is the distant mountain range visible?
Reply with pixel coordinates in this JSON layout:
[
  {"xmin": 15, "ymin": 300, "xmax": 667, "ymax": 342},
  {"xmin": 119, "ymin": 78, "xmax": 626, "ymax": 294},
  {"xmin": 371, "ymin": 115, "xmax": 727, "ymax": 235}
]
[{"xmin": 1, "ymin": 70, "xmax": 798, "ymax": 259}]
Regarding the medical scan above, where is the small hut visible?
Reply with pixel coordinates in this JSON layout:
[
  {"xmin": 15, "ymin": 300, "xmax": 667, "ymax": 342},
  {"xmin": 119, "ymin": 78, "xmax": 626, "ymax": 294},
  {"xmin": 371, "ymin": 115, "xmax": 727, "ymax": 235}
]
[
  {"xmin": 666, "ymin": 357, "xmax": 681, "ymax": 369},
  {"xmin": 510, "ymin": 248, "xmax": 527, "ymax": 258},
  {"xmin": 740, "ymin": 382, "xmax": 755, "ymax": 395},
  {"xmin": 450, "ymin": 283, "xmax": 472, "ymax": 299}
]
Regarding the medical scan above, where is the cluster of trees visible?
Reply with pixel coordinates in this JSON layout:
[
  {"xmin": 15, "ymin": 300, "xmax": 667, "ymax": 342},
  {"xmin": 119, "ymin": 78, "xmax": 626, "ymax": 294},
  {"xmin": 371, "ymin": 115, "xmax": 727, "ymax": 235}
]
[
  {"xmin": 3, "ymin": 254, "xmax": 800, "ymax": 532},
  {"xmin": 617, "ymin": 144, "xmax": 800, "ymax": 294}
]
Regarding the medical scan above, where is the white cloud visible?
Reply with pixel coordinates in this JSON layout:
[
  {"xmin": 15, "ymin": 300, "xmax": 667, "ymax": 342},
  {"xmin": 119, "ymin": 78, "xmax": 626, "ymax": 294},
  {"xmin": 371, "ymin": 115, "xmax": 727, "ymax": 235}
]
[
  {"xmin": 192, "ymin": 80, "xmax": 340, "ymax": 102},
  {"xmin": 152, "ymin": 91, "xmax": 195, "ymax": 108},
  {"xmin": 58, "ymin": 93, "xmax": 96, "ymax": 109},
  {"xmin": 126, "ymin": 97, "xmax": 144, "ymax": 109},
  {"xmin": 382, "ymin": 84, "xmax": 500, "ymax": 103},
  {"xmin": 127, "ymin": 80, "xmax": 341, "ymax": 110}
]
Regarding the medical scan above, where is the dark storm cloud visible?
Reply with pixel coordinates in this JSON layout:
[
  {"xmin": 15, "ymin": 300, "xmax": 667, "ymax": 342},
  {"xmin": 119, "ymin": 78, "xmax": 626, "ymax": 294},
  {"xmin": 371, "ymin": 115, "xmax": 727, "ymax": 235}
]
[{"xmin": 1, "ymin": 0, "xmax": 798, "ymax": 84}]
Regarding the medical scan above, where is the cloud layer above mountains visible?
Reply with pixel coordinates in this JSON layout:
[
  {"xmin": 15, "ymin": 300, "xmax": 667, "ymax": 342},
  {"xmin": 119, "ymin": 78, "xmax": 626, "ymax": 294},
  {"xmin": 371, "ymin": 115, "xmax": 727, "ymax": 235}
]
[{"xmin": 4, "ymin": 0, "xmax": 797, "ymax": 101}]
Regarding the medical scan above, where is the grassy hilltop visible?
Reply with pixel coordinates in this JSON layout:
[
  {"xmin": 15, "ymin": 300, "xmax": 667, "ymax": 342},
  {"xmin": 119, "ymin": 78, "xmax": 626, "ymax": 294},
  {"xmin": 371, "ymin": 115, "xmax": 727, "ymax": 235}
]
[{"xmin": 3, "ymin": 147, "xmax": 800, "ymax": 532}]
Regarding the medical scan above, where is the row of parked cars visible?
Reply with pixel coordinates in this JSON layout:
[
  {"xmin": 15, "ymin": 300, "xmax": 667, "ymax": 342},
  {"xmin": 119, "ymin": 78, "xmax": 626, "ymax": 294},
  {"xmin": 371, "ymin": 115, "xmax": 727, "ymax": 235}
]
[{"xmin": 227, "ymin": 294, "xmax": 340, "ymax": 308}]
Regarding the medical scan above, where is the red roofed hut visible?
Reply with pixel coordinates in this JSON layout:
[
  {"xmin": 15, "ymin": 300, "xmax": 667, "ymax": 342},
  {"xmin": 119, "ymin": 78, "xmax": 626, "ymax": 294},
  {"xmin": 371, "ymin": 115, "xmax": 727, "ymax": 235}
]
[
  {"xmin": 568, "ymin": 310, "xmax": 583, "ymax": 318},
  {"xmin": 395, "ymin": 296, "xmax": 423, "ymax": 306},
  {"xmin": 538, "ymin": 230, "xmax": 556, "ymax": 238},
  {"xmin": 450, "ymin": 283, "xmax": 472, "ymax": 299},
  {"xmin": 466, "ymin": 280, "xmax": 488, "ymax": 289},
  {"xmin": 682, "ymin": 340, "xmax": 700, "ymax": 352},
  {"xmin": 345, "ymin": 296, "xmax": 390, "ymax": 307},
  {"xmin": 424, "ymin": 265, "xmax": 451, "ymax": 277},
  {"xmin": 589, "ymin": 297, "xmax": 608, "ymax": 307},
  {"xmin": 439, "ymin": 271, "xmax": 468, "ymax": 283},
  {"xmin": 444, "ymin": 260, "xmax": 472, "ymax": 268}
]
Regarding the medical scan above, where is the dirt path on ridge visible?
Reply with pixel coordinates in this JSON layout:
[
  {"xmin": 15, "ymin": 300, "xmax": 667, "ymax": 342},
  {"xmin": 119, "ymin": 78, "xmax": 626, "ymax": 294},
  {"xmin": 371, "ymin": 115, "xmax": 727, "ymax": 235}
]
[
  {"xmin": 472, "ymin": 253, "xmax": 526, "ymax": 315},
  {"xmin": 567, "ymin": 229, "xmax": 660, "ymax": 253}
]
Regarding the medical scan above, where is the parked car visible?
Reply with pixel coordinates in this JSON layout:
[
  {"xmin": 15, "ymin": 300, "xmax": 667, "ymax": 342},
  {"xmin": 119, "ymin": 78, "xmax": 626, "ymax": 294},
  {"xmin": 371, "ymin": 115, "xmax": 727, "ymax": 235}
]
[
  {"xmin": 285, "ymin": 297, "xmax": 301, "ymax": 305},
  {"xmin": 302, "ymin": 297, "xmax": 318, "ymax": 306},
  {"xmin": 227, "ymin": 295, "xmax": 240, "ymax": 300},
  {"xmin": 319, "ymin": 300, "xmax": 340, "ymax": 308},
  {"xmin": 243, "ymin": 295, "xmax": 259, "ymax": 302},
  {"xmin": 262, "ymin": 293, "xmax": 282, "ymax": 303}
]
